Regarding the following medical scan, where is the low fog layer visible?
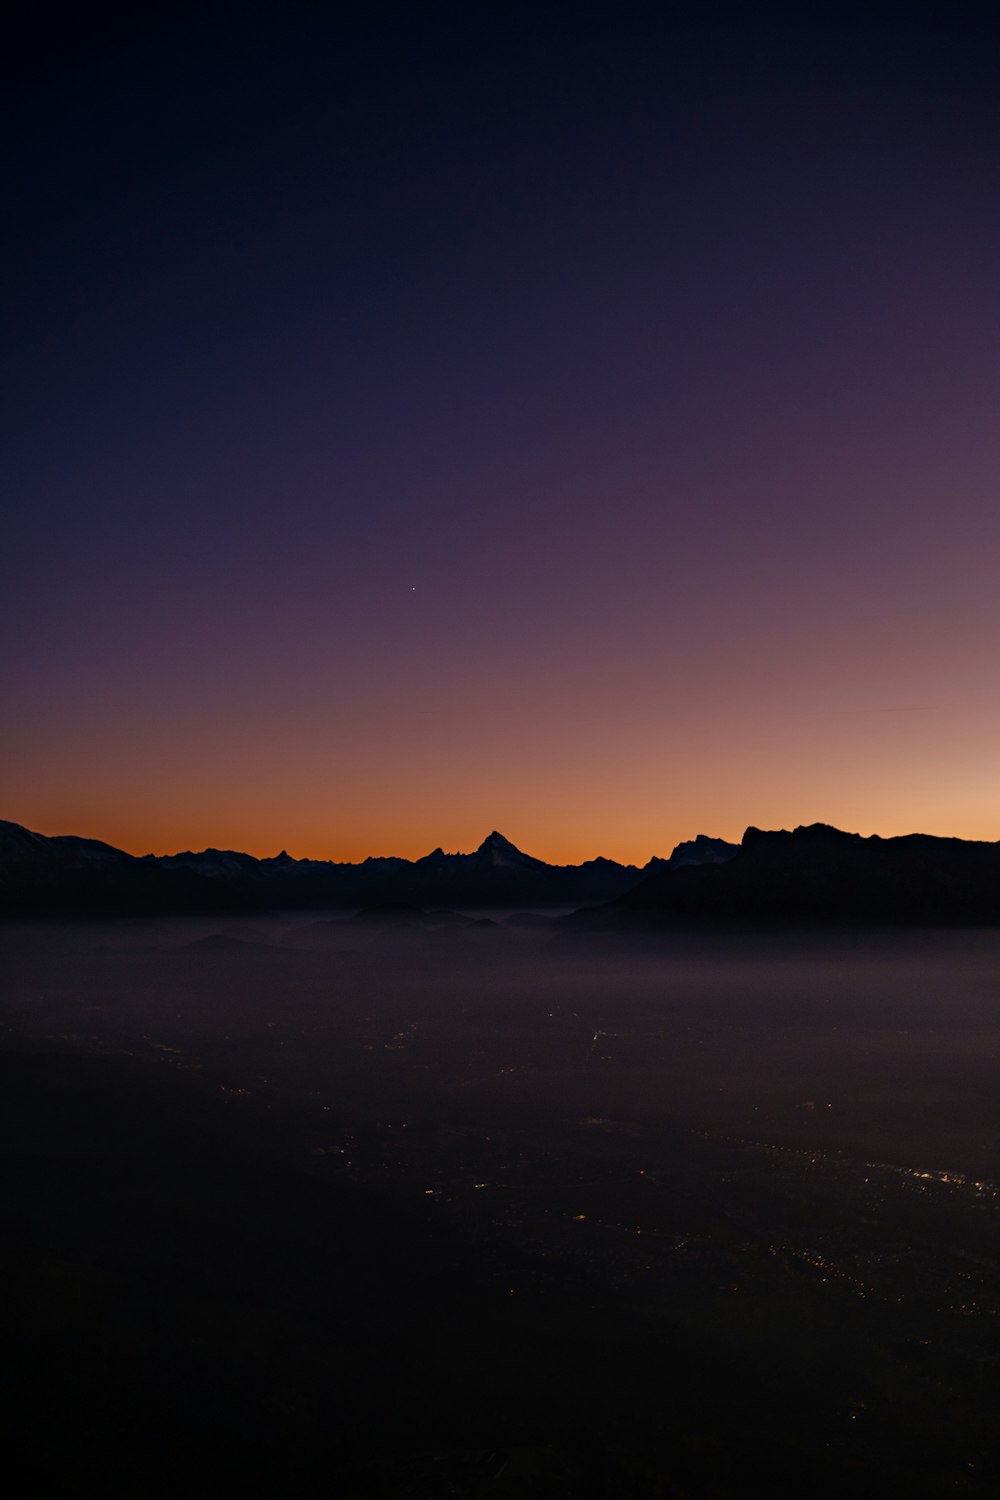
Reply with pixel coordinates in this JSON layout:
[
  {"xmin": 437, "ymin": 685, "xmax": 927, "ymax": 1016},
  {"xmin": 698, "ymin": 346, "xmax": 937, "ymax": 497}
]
[
  {"xmin": 4, "ymin": 916, "xmax": 999, "ymax": 1173},
  {"xmin": 3, "ymin": 917, "xmax": 1000, "ymax": 1495}
]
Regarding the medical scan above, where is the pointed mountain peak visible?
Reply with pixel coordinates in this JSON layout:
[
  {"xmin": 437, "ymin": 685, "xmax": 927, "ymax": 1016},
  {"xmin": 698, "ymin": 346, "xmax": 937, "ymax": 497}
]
[
  {"xmin": 474, "ymin": 830, "xmax": 545, "ymax": 868},
  {"xmin": 417, "ymin": 846, "xmax": 449, "ymax": 866},
  {"xmin": 476, "ymin": 830, "xmax": 521, "ymax": 855}
]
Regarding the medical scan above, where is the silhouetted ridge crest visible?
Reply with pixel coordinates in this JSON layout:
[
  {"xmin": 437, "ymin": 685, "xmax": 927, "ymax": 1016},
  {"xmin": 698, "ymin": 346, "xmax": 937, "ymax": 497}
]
[
  {"xmin": 7, "ymin": 818, "xmax": 996, "ymax": 925},
  {"xmin": 593, "ymin": 823, "xmax": 1000, "ymax": 928},
  {"xmin": 0, "ymin": 820, "xmax": 654, "ymax": 916},
  {"xmin": 669, "ymin": 834, "xmax": 740, "ymax": 867}
]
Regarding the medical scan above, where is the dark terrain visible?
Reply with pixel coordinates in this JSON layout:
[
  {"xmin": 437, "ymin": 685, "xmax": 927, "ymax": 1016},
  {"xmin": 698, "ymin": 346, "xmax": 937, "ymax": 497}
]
[
  {"xmin": 0, "ymin": 822, "xmax": 678, "ymax": 916},
  {"xmin": 5, "ymin": 818, "xmax": 1000, "ymax": 931},
  {"xmin": 2, "ymin": 915, "xmax": 999, "ymax": 1496}
]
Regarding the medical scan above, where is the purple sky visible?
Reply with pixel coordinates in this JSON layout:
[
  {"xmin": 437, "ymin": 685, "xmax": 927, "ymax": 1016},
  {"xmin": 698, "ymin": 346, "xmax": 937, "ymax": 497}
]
[{"xmin": 4, "ymin": 5, "xmax": 999, "ymax": 860}]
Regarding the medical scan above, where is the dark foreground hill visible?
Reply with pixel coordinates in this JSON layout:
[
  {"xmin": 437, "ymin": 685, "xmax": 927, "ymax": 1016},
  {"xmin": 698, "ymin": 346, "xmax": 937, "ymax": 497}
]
[
  {"xmin": 1, "ymin": 823, "xmax": 732, "ymax": 918},
  {"xmin": 572, "ymin": 823, "xmax": 1000, "ymax": 929}
]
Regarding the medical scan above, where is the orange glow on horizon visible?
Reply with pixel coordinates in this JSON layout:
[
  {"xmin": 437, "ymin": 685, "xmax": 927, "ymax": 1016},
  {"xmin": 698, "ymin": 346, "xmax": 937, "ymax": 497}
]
[
  {"xmin": 7, "ymin": 520, "xmax": 999, "ymax": 865},
  {"xmin": 9, "ymin": 795, "xmax": 999, "ymax": 866},
  {"xmin": 7, "ymin": 6, "xmax": 1000, "ymax": 891}
]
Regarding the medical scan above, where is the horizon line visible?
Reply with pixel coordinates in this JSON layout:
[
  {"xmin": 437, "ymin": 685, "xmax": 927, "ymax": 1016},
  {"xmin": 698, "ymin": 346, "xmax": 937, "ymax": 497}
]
[{"xmin": 6, "ymin": 815, "xmax": 1000, "ymax": 868}]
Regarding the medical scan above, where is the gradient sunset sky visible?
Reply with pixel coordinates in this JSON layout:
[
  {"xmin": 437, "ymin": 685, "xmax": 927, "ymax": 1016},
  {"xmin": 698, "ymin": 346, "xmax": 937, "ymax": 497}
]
[{"xmin": 5, "ymin": 5, "xmax": 999, "ymax": 862}]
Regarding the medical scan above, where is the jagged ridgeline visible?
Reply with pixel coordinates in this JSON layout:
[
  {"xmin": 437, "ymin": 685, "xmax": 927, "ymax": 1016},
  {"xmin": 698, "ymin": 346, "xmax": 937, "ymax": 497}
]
[
  {"xmin": 4, "ymin": 819, "xmax": 1000, "ymax": 924},
  {"xmin": 0, "ymin": 822, "xmax": 737, "ymax": 918},
  {"xmin": 573, "ymin": 823, "xmax": 1000, "ymax": 929}
]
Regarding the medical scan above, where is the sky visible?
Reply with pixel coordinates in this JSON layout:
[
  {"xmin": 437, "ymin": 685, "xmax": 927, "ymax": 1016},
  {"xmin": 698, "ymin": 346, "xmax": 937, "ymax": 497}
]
[{"xmin": 4, "ymin": 4, "xmax": 999, "ymax": 863}]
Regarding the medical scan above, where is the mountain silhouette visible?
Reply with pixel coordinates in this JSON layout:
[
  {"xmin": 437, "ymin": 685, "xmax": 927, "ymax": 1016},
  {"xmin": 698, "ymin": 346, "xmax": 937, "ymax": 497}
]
[
  {"xmin": 0, "ymin": 820, "xmax": 676, "ymax": 917},
  {"xmin": 0, "ymin": 819, "xmax": 245, "ymax": 917},
  {"xmin": 7, "ymin": 818, "xmax": 994, "ymax": 925},
  {"xmin": 667, "ymin": 833, "xmax": 740, "ymax": 868},
  {"xmin": 571, "ymin": 822, "xmax": 1000, "ymax": 929}
]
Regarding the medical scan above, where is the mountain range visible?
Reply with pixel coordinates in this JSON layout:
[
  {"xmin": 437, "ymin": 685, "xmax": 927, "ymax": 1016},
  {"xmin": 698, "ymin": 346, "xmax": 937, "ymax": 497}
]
[
  {"xmin": 0, "ymin": 822, "xmax": 733, "ymax": 918},
  {"xmin": 577, "ymin": 822, "xmax": 1000, "ymax": 929},
  {"xmin": 3, "ymin": 818, "xmax": 999, "ymax": 926}
]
